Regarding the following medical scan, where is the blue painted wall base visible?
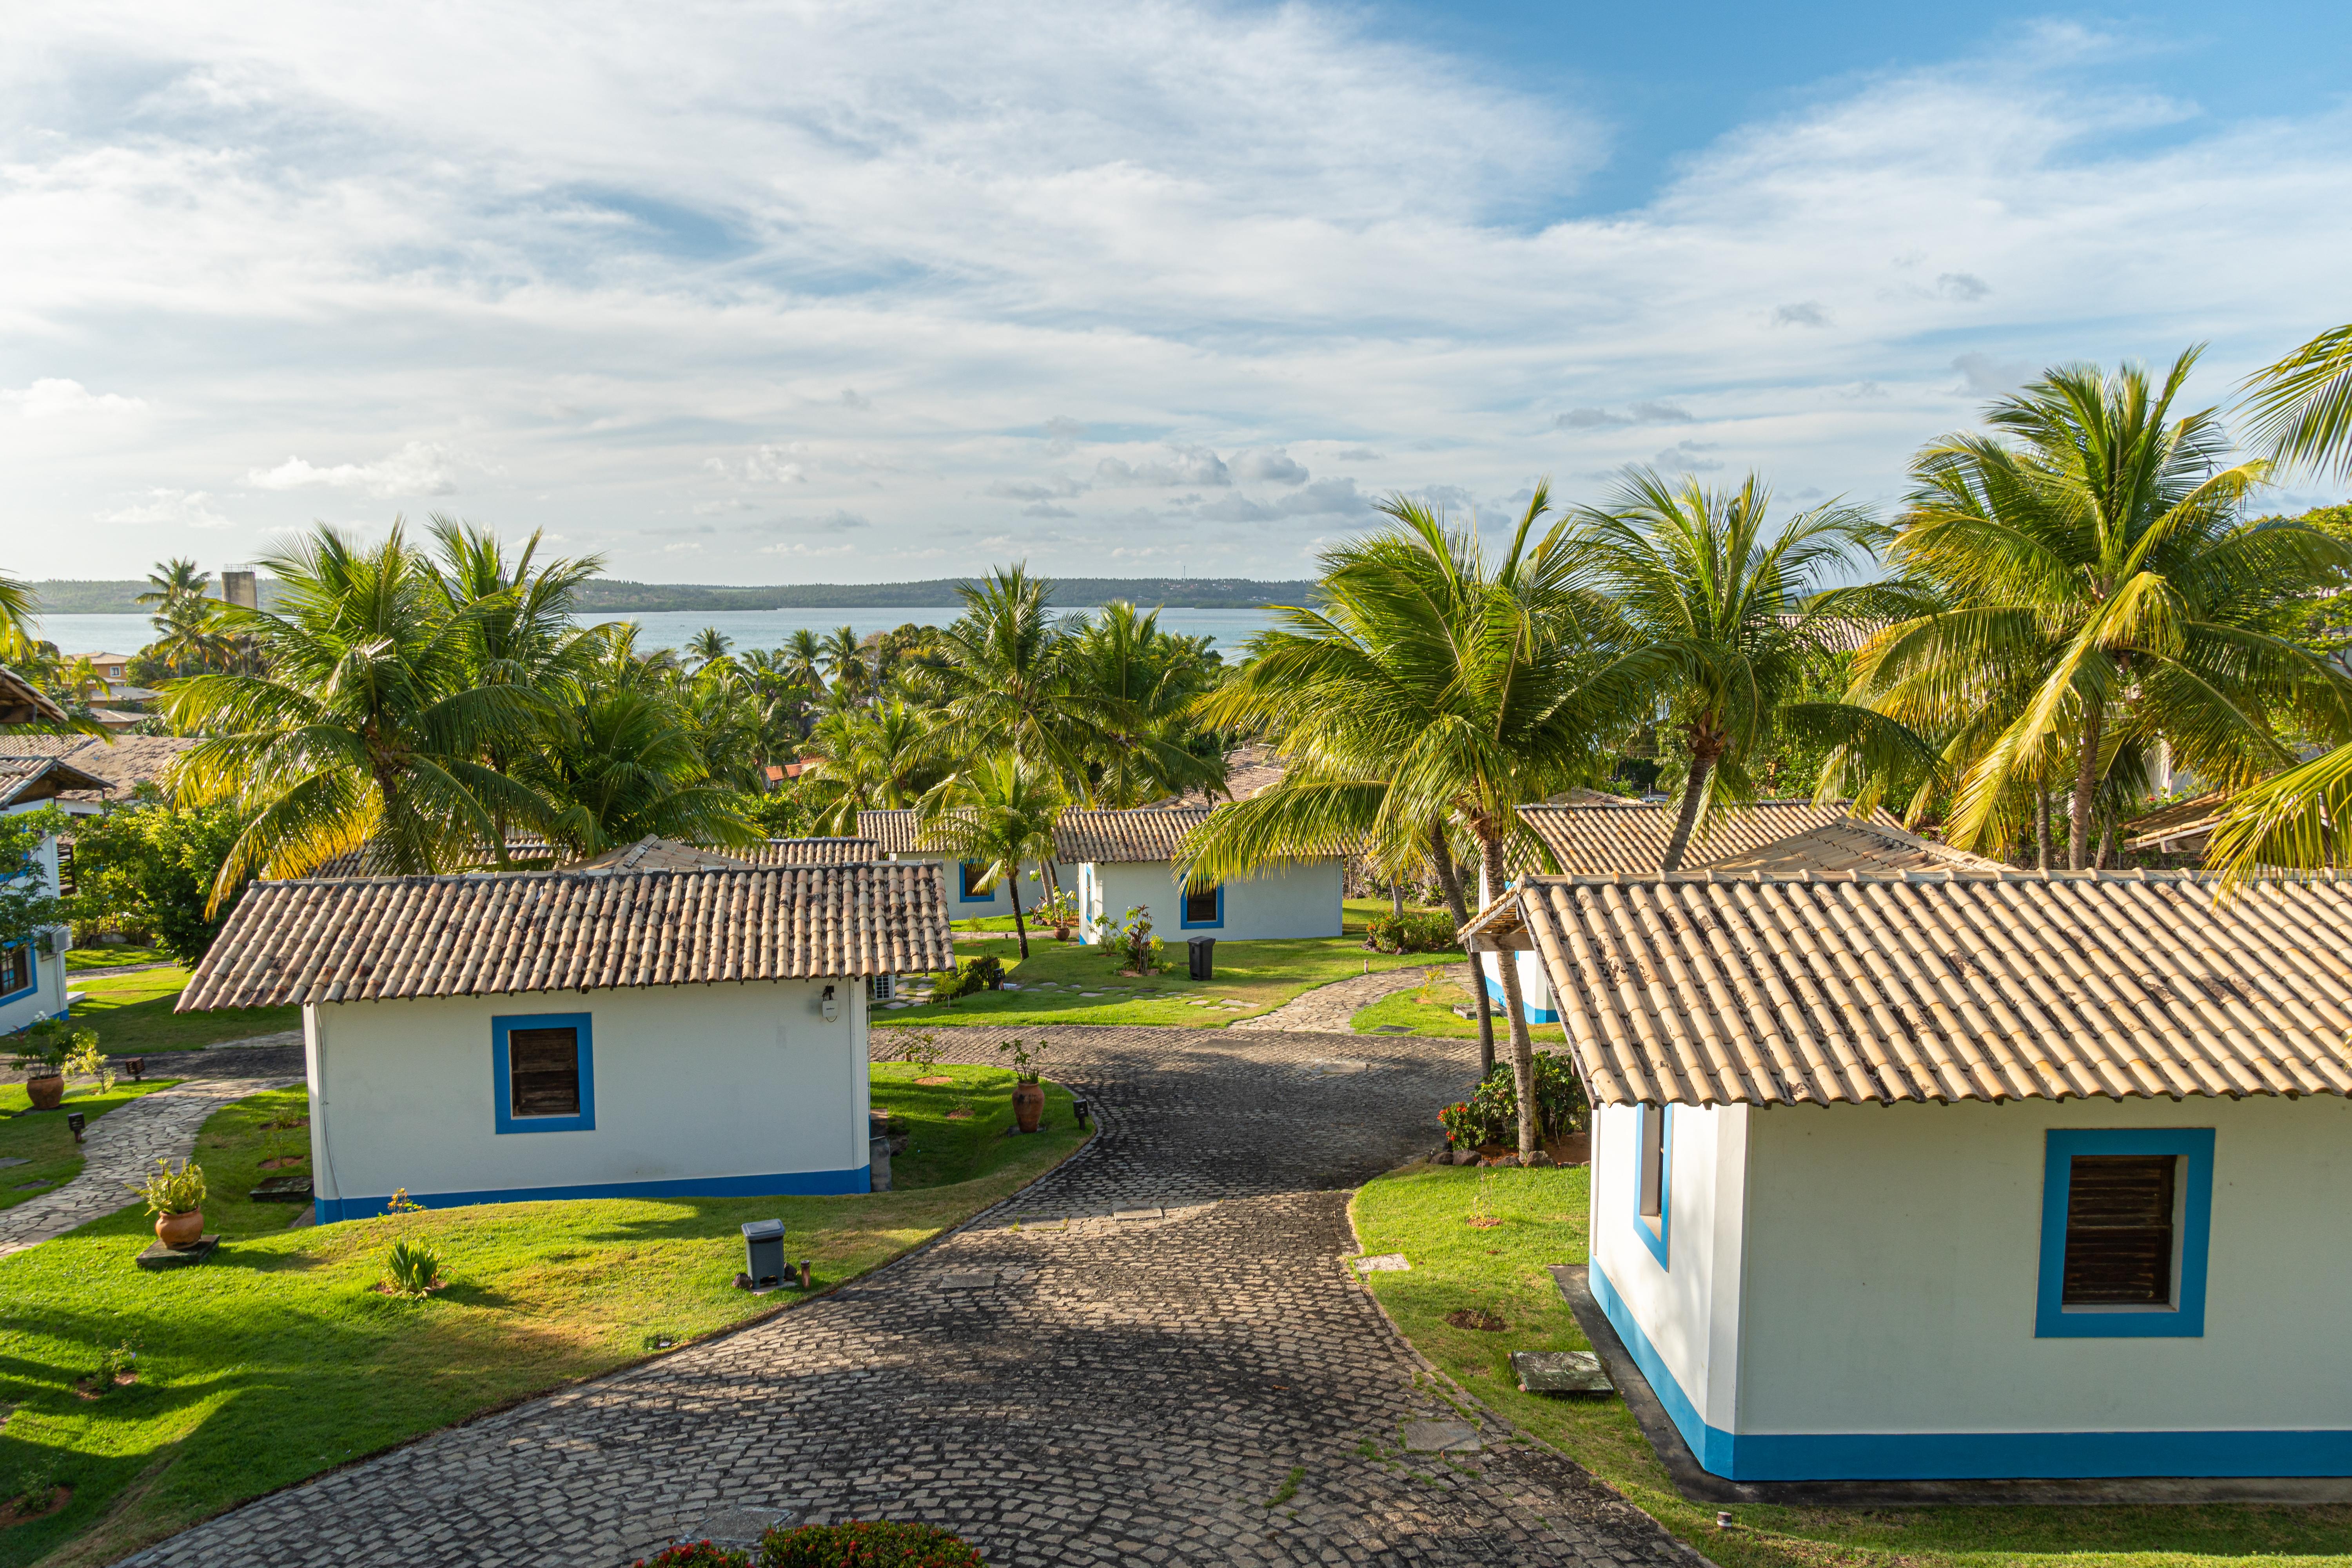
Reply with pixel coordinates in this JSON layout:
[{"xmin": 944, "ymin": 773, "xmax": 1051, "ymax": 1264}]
[
  {"xmin": 312, "ymin": 1165, "xmax": 872, "ymax": 1225},
  {"xmin": 1590, "ymin": 1264, "xmax": 2352, "ymax": 1480}
]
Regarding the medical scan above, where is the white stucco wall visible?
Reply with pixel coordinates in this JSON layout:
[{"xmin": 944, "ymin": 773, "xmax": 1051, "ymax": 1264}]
[
  {"xmin": 2, "ymin": 805, "xmax": 77, "ymax": 1036},
  {"xmin": 1476, "ymin": 949, "xmax": 1559, "ymax": 1024},
  {"xmin": 1589, "ymin": 1100, "xmax": 1747, "ymax": 1441},
  {"xmin": 1076, "ymin": 857, "xmax": 1343, "ymax": 943},
  {"xmin": 1737, "ymin": 1095, "xmax": 2352, "ymax": 1438},
  {"xmin": 305, "ymin": 976, "xmax": 871, "ymax": 1220},
  {"xmin": 892, "ymin": 851, "xmax": 1051, "ymax": 922}
]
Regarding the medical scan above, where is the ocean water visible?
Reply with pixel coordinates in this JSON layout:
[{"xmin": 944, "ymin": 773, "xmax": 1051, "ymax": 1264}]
[{"xmin": 29, "ymin": 606, "xmax": 1284, "ymax": 659}]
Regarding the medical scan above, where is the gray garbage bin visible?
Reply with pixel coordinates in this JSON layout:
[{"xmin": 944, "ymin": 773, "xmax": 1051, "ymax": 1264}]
[
  {"xmin": 1188, "ymin": 935, "xmax": 1216, "ymax": 980},
  {"xmin": 870, "ymin": 1135, "xmax": 893, "ymax": 1192},
  {"xmin": 741, "ymin": 1218, "xmax": 785, "ymax": 1287}
]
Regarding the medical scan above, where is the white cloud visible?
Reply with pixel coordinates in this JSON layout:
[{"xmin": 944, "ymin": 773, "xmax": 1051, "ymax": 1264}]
[
  {"xmin": 1022, "ymin": 502, "xmax": 1076, "ymax": 518},
  {"xmin": 9, "ymin": 378, "xmax": 147, "ymax": 417},
  {"xmin": 99, "ymin": 488, "xmax": 234, "ymax": 528},
  {"xmin": 1231, "ymin": 448, "xmax": 1309, "ymax": 485},
  {"xmin": 247, "ymin": 440, "xmax": 470, "ymax": 497},
  {"xmin": 2, "ymin": 7, "xmax": 2348, "ymax": 577}
]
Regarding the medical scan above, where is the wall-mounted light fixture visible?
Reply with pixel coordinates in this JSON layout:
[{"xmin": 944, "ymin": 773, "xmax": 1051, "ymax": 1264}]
[{"xmin": 820, "ymin": 984, "xmax": 840, "ymax": 1023}]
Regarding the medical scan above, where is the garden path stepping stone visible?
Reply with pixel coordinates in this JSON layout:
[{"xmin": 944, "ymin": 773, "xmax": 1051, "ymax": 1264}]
[
  {"xmin": 1354, "ymin": 1253, "xmax": 1409, "ymax": 1272},
  {"xmin": 136, "ymin": 1235, "xmax": 220, "ymax": 1270},
  {"xmin": 0, "ymin": 1156, "xmax": 26, "ymax": 1168},
  {"xmin": 14, "ymin": 1180, "xmax": 51, "ymax": 1190},
  {"xmin": 1371, "ymin": 1024, "xmax": 1414, "ymax": 1034},
  {"xmin": 248, "ymin": 1174, "xmax": 314, "ymax": 1203},
  {"xmin": 1511, "ymin": 1349, "xmax": 1614, "ymax": 1395},
  {"xmin": 938, "ymin": 1270, "xmax": 998, "ymax": 1290},
  {"xmin": 685, "ymin": 1504, "xmax": 798, "ymax": 1546},
  {"xmin": 1401, "ymin": 1419, "xmax": 1481, "ymax": 1452}
]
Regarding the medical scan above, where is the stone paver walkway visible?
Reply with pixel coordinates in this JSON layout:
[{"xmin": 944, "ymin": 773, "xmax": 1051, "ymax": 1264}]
[
  {"xmin": 127, "ymin": 1025, "xmax": 1680, "ymax": 1568},
  {"xmin": 1234, "ymin": 962, "xmax": 1474, "ymax": 1033},
  {"xmin": 0, "ymin": 1073, "xmax": 299, "ymax": 1259}
]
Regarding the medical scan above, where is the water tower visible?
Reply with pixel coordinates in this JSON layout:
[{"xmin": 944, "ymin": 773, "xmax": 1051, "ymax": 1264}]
[{"xmin": 219, "ymin": 564, "xmax": 259, "ymax": 610}]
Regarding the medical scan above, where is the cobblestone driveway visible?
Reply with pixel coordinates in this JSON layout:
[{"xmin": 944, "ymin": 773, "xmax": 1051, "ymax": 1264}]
[{"xmin": 128, "ymin": 1026, "xmax": 1682, "ymax": 1568}]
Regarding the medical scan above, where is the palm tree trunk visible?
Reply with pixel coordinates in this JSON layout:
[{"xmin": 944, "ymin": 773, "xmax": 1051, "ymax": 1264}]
[
  {"xmin": 1390, "ymin": 878, "xmax": 1404, "ymax": 918},
  {"xmin": 2034, "ymin": 783, "xmax": 2051, "ymax": 871},
  {"xmin": 1009, "ymin": 874, "xmax": 1031, "ymax": 960},
  {"xmin": 1480, "ymin": 835, "xmax": 1541, "ymax": 1163},
  {"xmin": 1472, "ymin": 959, "xmax": 1497, "ymax": 1078},
  {"xmin": 1426, "ymin": 820, "xmax": 1470, "ymax": 926},
  {"xmin": 2069, "ymin": 702, "xmax": 2104, "ymax": 871},
  {"xmin": 1661, "ymin": 739, "xmax": 1719, "ymax": 873}
]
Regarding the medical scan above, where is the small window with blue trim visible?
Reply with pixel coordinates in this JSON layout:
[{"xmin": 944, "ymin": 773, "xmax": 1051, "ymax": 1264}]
[
  {"xmin": 1180, "ymin": 883, "xmax": 1223, "ymax": 928},
  {"xmin": 958, "ymin": 861, "xmax": 992, "ymax": 901},
  {"xmin": 2036, "ymin": 1128, "xmax": 2212, "ymax": 1337},
  {"xmin": 493, "ymin": 1013, "xmax": 595, "ymax": 1134},
  {"xmin": 0, "ymin": 941, "xmax": 32, "ymax": 1004},
  {"xmin": 1632, "ymin": 1102, "xmax": 1670, "ymax": 1266}
]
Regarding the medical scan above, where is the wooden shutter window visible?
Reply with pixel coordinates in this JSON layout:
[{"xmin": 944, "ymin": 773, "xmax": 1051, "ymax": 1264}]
[
  {"xmin": 508, "ymin": 1027, "xmax": 581, "ymax": 1118},
  {"xmin": 1184, "ymin": 885, "xmax": 1219, "ymax": 923},
  {"xmin": 2062, "ymin": 1154, "xmax": 2176, "ymax": 1305},
  {"xmin": 1638, "ymin": 1107, "xmax": 1665, "ymax": 1220}
]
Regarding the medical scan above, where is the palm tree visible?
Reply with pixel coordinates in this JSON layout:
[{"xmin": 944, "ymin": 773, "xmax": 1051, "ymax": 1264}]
[
  {"xmin": 540, "ymin": 683, "xmax": 760, "ymax": 856},
  {"xmin": 802, "ymin": 700, "xmax": 935, "ymax": 833},
  {"xmin": 165, "ymin": 523, "xmax": 558, "ymax": 905},
  {"xmin": 1861, "ymin": 350, "xmax": 2352, "ymax": 867},
  {"xmin": 1183, "ymin": 488, "xmax": 1630, "ymax": 1160},
  {"xmin": 2241, "ymin": 322, "xmax": 2352, "ymax": 482},
  {"xmin": 1570, "ymin": 469, "xmax": 1922, "ymax": 870},
  {"xmin": 686, "ymin": 625, "xmax": 735, "ymax": 672},
  {"xmin": 137, "ymin": 557, "xmax": 211, "ymax": 610},
  {"xmin": 915, "ymin": 753, "xmax": 1065, "ymax": 958},
  {"xmin": 920, "ymin": 566, "xmax": 1090, "ymax": 773},
  {"xmin": 782, "ymin": 629, "xmax": 827, "ymax": 709},
  {"xmin": 820, "ymin": 626, "xmax": 870, "ymax": 705},
  {"xmin": 1065, "ymin": 602, "xmax": 1227, "ymax": 806}
]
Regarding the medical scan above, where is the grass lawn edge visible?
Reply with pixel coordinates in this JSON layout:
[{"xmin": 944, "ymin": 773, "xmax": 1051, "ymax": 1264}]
[{"xmin": 32, "ymin": 1082, "xmax": 1100, "ymax": 1568}]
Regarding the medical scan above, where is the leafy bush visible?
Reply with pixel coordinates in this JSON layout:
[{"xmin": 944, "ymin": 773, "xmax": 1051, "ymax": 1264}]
[
  {"xmin": 385, "ymin": 1239, "xmax": 444, "ymax": 1296},
  {"xmin": 758, "ymin": 1521, "xmax": 986, "ymax": 1567},
  {"xmin": 1438, "ymin": 1052, "xmax": 1588, "ymax": 1148},
  {"xmin": 64, "ymin": 790, "xmax": 250, "ymax": 965},
  {"xmin": 1091, "ymin": 905, "xmax": 1161, "ymax": 973},
  {"xmin": 129, "ymin": 1157, "xmax": 205, "ymax": 1216},
  {"xmin": 5, "ymin": 1017, "xmax": 78, "ymax": 1076},
  {"xmin": 963, "ymin": 953, "xmax": 1004, "ymax": 990},
  {"xmin": 6, "ymin": 1458, "xmax": 58, "ymax": 1515},
  {"xmin": 635, "ymin": 1544, "xmax": 752, "ymax": 1568},
  {"xmin": 1365, "ymin": 911, "xmax": 1457, "ymax": 954}
]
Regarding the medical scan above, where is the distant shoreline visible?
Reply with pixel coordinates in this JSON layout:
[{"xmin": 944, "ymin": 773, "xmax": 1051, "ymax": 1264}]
[{"xmin": 27, "ymin": 575, "xmax": 1318, "ymax": 616}]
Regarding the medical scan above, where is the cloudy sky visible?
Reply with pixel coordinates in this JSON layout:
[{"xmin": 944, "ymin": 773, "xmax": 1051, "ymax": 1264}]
[{"xmin": 5, "ymin": 1, "xmax": 2349, "ymax": 584}]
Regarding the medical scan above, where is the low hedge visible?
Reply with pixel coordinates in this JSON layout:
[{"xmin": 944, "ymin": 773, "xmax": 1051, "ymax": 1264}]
[{"xmin": 1364, "ymin": 911, "xmax": 1456, "ymax": 953}]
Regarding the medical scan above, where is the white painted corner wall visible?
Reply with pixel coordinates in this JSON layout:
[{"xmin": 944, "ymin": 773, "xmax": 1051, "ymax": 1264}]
[{"xmin": 1075, "ymin": 856, "xmax": 1343, "ymax": 943}]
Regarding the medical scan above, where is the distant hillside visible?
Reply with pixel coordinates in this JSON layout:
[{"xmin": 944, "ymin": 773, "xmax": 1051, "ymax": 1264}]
[{"xmin": 33, "ymin": 576, "xmax": 1316, "ymax": 615}]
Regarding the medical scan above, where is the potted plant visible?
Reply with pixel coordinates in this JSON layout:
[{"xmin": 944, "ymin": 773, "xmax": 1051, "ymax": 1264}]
[
  {"xmin": 7, "ymin": 1019, "xmax": 74, "ymax": 1112},
  {"xmin": 131, "ymin": 1157, "xmax": 207, "ymax": 1249},
  {"xmin": 999, "ymin": 1037, "xmax": 1044, "ymax": 1133}
]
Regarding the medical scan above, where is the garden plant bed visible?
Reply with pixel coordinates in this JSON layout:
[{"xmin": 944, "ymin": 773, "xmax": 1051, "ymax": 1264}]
[
  {"xmin": 61, "ymin": 967, "xmax": 301, "ymax": 1056},
  {"xmin": 885, "ymin": 935, "xmax": 1460, "ymax": 1029},
  {"xmin": 1352, "ymin": 1160, "xmax": 2352, "ymax": 1568},
  {"xmin": 1349, "ymin": 979, "xmax": 1488, "ymax": 1040},
  {"xmin": 0, "ymin": 1071, "xmax": 1089, "ymax": 1567},
  {"xmin": 0, "ymin": 1080, "xmax": 184, "ymax": 1214}
]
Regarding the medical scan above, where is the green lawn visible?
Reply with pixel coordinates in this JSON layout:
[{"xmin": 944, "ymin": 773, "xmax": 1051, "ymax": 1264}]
[
  {"xmin": 0, "ymin": 1066, "xmax": 1089, "ymax": 1566},
  {"xmin": 1350, "ymin": 976, "xmax": 1485, "ymax": 1039},
  {"xmin": 65, "ymin": 947, "xmax": 171, "ymax": 972},
  {"xmin": 1352, "ymin": 1163, "xmax": 2352, "ymax": 1568},
  {"xmin": 886, "ymin": 935, "xmax": 1461, "ymax": 1029},
  {"xmin": 0, "ymin": 1080, "xmax": 184, "ymax": 1214},
  {"xmin": 1341, "ymin": 897, "xmax": 1452, "ymax": 934},
  {"xmin": 66, "ymin": 967, "xmax": 301, "ymax": 1056}
]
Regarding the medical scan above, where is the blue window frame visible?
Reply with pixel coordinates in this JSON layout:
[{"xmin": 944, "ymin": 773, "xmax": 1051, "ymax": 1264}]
[
  {"xmin": 0, "ymin": 941, "xmax": 34, "ymax": 1005},
  {"xmin": 957, "ymin": 861, "xmax": 994, "ymax": 902},
  {"xmin": 2036, "ymin": 1127, "xmax": 2213, "ymax": 1338},
  {"xmin": 1631, "ymin": 1102, "xmax": 1671, "ymax": 1267},
  {"xmin": 492, "ymin": 1012, "xmax": 596, "ymax": 1134},
  {"xmin": 1178, "ymin": 882, "xmax": 1223, "ymax": 929}
]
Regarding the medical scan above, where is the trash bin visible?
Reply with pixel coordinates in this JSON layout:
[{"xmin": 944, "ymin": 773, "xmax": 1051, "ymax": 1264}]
[
  {"xmin": 869, "ymin": 1135, "xmax": 893, "ymax": 1193},
  {"xmin": 741, "ymin": 1218, "xmax": 785, "ymax": 1287},
  {"xmin": 1187, "ymin": 935, "xmax": 1216, "ymax": 980}
]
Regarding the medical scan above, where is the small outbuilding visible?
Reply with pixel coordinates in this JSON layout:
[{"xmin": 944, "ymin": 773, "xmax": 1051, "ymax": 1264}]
[
  {"xmin": 1465, "ymin": 867, "xmax": 2352, "ymax": 1481},
  {"xmin": 858, "ymin": 808, "xmax": 1051, "ymax": 920},
  {"xmin": 177, "ymin": 858, "xmax": 952, "ymax": 1222},
  {"xmin": 1058, "ymin": 806, "xmax": 1343, "ymax": 943},
  {"xmin": 0, "ymin": 751, "xmax": 111, "ymax": 1034}
]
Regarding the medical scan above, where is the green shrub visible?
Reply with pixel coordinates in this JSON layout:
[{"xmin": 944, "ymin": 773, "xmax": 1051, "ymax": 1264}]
[
  {"xmin": 129, "ymin": 1157, "xmax": 205, "ymax": 1216},
  {"xmin": 1365, "ymin": 911, "xmax": 1456, "ymax": 954},
  {"xmin": 962, "ymin": 953, "xmax": 1004, "ymax": 990},
  {"xmin": 1437, "ymin": 1052, "xmax": 1587, "ymax": 1148},
  {"xmin": 759, "ymin": 1521, "xmax": 986, "ymax": 1567},
  {"xmin": 384, "ymin": 1239, "xmax": 445, "ymax": 1296}
]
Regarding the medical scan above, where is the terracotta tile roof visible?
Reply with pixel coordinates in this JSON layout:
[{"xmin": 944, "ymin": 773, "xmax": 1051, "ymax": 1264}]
[
  {"xmin": 561, "ymin": 836, "xmax": 754, "ymax": 873},
  {"xmin": 0, "ymin": 666, "xmax": 68, "ymax": 726},
  {"xmin": 1054, "ymin": 806, "xmax": 1212, "ymax": 863},
  {"xmin": 1150, "ymin": 744, "xmax": 1289, "ymax": 807},
  {"xmin": 741, "ymin": 837, "xmax": 883, "ymax": 865},
  {"xmin": 0, "ymin": 733, "xmax": 197, "ymax": 801},
  {"xmin": 1516, "ymin": 799, "xmax": 1907, "ymax": 875},
  {"xmin": 2123, "ymin": 791, "xmax": 2229, "ymax": 853},
  {"xmin": 857, "ymin": 809, "xmax": 927, "ymax": 855},
  {"xmin": 1701, "ymin": 818, "xmax": 2006, "ymax": 875},
  {"xmin": 178, "ymin": 861, "xmax": 953, "ymax": 1010},
  {"xmin": 0, "ymin": 753, "xmax": 113, "ymax": 807},
  {"xmin": 1467, "ymin": 869, "xmax": 2352, "ymax": 1109}
]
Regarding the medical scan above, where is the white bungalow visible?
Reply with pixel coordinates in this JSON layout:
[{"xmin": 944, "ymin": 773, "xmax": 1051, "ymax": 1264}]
[
  {"xmin": 1465, "ymin": 867, "xmax": 2352, "ymax": 1482},
  {"xmin": 1059, "ymin": 806, "xmax": 1343, "ymax": 943},
  {"xmin": 858, "ymin": 809, "xmax": 1054, "ymax": 921},
  {"xmin": 176, "ymin": 858, "xmax": 952, "ymax": 1223},
  {"xmin": 1476, "ymin": 802, "xmax": 1996, "ymax": 1029},
  {"xmin": 0, "ymin": 749, "xmax": 111, "ymax": 1035}
]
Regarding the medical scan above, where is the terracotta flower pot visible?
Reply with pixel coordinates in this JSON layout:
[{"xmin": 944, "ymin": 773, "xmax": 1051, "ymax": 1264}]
[
  {"xmin": 25, "ymin": 1074, "xmax": 64, "ymax": 1112},
  {"xmin": 156, "ymin": 1209, "xmax": 203, "ymax": 1249},
  {"xmin": 1011, "ymin": 1080, "xmax": 1044, "ymax": 1134}
]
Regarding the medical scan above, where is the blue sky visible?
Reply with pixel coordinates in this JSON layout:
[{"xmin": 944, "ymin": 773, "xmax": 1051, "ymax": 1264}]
[{"xmin": 2, "ymin": 2, "xmax": 2347, "ymax": 585}]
